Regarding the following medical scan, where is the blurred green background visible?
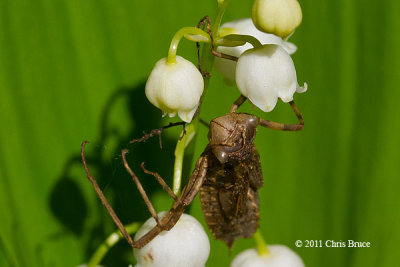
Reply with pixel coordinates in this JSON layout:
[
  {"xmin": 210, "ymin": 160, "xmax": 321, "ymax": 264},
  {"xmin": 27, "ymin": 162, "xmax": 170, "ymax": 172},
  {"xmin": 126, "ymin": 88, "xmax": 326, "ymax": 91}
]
[{"xmin": 1, "ymin": 0, "xmax": 399, "ymax": 266}]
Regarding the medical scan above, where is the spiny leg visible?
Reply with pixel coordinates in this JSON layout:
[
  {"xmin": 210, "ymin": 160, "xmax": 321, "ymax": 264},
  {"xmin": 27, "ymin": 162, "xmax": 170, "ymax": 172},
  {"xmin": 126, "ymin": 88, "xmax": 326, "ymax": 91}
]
[
  {"xmin": 196, "ymin": 15, "xmax": 212, "ymax": 77},
  {"xmin": 196, "ymin": 15, "xmax": 239, "ymax": 63},
  {"xmin": 230, "ymin": 94, "xmax": 247, "ymax": 113},
  {"xmin": 212, "ymin": 50, "xmax": 239, "ymax": 62},
  {"xmin": 132, "ymin": 155, "xmax": 208, "ymax": 248},
  {"xmin": 121, "ymin": 149, "xmax": 162, "ymax": 227},
  {"xmin": 181, "ymin": 155, "xmax": 208, "ymax": 206},
  {"xmin": 140, "ymin": 162, "xmax": 178, "ymax": 201},
  {"xmin": 258, "ymin": 100, "xmax": 304, "ymax": 131},
  {"xmin": 289, "ymin": 100, "xmax": 304, "ymax": 125},
  {"xmin": 81, "ymin": 141, "xmax": 136, "ymax": 248},
  {"xmin": 130, "ymin": 121, "xmax": 186, "ymax": 148}
]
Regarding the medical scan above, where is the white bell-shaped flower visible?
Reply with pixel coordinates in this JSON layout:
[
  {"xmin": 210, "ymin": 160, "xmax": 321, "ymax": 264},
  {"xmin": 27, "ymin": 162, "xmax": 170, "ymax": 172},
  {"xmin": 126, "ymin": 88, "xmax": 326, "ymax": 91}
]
[
  {"xmin": 252, "ymin": 0, "xmax": 302, "ymax": 38},
  {"xmin": 214, "ymin": 18, "xmax": 296, "ymax": 84},
  {"xmin": 134, "ymin": 212, "xmax": 210, "ymax": 267},
  {"xmin": 231, "ymin": 245, "xmax": 305, "ymax": 267},
  {"xmin": 235, "ymin": 44, "xmax": 307, "ymax": 112},
  {"xmin": 145, "ymin": 56, "xmax": 204, "ymax": 122}
]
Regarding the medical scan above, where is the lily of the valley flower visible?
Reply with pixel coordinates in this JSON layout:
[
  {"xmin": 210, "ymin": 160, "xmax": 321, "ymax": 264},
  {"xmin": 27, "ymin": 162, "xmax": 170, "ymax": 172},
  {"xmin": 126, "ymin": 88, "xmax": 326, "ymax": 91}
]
[
  {"xmin": 134, "ymin": 212, "xmax": 210, "ymax": 267},
  {"xmin": 252, "ymin": 0, "xmax": 303, "ymax": 38},
  {"xmin": 145, "ymin": 56, "xmax": 204, "ymax": 123},
  {"xmin": 231, "ymin": 244, "xmax": 305, "ymax": 267},
  {"xmin": 235, "ymin": 44, "xmax": 307, "ymax": 112},
  {"xmin": 214, "ymin": 18, "xmax": 297, "ymax": 84}
]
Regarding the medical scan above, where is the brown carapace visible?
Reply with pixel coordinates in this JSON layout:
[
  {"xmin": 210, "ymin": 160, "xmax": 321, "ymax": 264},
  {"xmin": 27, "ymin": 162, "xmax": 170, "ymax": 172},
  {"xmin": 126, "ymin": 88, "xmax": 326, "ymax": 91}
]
[
  {"xmin": 81, "ymin": 95, "xmax": 304, "ymax": 249},
  {"xmin": 200, "ymin": 113, "xmax": 263, "ymax": 248}
]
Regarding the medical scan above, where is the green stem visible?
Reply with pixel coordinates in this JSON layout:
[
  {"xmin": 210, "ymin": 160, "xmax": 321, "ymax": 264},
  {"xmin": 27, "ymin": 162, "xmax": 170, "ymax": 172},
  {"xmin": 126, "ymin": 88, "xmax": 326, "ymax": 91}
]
[
  {"xmin": 171, "ymin": 0, "xmax": 231, "ymax": 194},
  {"xmin": 199, "ymin": 0, "xmax": 231, "ymax": 102},
  {"xmin": 254, "ymin": 229, "xmax": 269, "ymax": 256},
  {"xmin": 167, "ymin": 27, "xmax": 211, "ymax": 64},
  {"xmin": 87, "ymin": 223, "xmax": 140, "ymax": 267},
  {"xmin": 173, "ymin": 123, "xmax": 197, "ymax": 195},
  {"xmin": 213, "ymin": 0, "xmax": 231, "ymax": 36},
  {"xmin": 218, "ymin": 34, "xmax": 263, "ymax": 48}
]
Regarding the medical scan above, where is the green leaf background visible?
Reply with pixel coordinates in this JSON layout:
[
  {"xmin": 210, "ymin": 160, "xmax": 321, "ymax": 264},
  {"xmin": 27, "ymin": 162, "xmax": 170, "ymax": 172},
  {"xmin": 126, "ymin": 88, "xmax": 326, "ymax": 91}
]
[{"xmin": 0, "ymin": 0, "xmax": 399, "ymax": 266}]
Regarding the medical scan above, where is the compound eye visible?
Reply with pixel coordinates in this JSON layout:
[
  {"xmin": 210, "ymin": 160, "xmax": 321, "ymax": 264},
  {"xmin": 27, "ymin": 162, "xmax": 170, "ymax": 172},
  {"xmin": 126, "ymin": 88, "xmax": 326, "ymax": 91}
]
[{"xmin": 216, "ymin": 151, "xmax": 228, "ymax": 164}]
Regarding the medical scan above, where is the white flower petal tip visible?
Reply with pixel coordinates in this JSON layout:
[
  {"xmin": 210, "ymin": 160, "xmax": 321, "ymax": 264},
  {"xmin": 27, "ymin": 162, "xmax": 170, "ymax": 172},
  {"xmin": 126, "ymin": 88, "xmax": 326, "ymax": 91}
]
[
  {"xmin": 214, "ymin": 18, "xmax": 296, "ymax": 84},
  {"xmin": 252, "ymin": 0, "xmax": 303, "ymax": 38},
  {"xmin": 296, "ymin": 82, "xmax": 308, "ymax": 93},
  {"xmin": 134, "ymin": 212, "xmax": 210, "ymax": 267},
  {"xmin": 236, "ymin": 44, "xmax": 305, "ymax": 112},
  {"xmin": 145, "ymin": 56, "xmax": 204, "ymax": 123},
  {"xmin": 231, "ymin": 245, "xmax": 305, "ymax": 267}
]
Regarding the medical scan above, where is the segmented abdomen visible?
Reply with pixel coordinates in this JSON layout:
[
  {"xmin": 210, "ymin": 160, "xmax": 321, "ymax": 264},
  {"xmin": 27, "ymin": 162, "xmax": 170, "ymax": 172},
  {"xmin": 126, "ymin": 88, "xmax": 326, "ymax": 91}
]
[{"xmin": 200, "ymin": 148, "xmax": 262, "ymax": 248}]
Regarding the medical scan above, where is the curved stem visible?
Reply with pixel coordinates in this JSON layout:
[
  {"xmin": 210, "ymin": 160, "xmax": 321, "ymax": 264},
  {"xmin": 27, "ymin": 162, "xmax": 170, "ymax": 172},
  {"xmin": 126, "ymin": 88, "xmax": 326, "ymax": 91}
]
[
  {"xmin": 219, "ymin": 34, "xmax": 263, "ymax": 48},
  {"xmin": 173, "ymin": 123, "xmax": 197, "ymax": 195},
  {"xmin": 87, "ymin": 223, "xmax": 140, "ymax": 267},
  {"xmin": 254, "ymin": 229, "xmax": 269, "ymax": 256},
  {"xmin": 167, "ymin": 27, "xmax": 211, "ymax": 64}
]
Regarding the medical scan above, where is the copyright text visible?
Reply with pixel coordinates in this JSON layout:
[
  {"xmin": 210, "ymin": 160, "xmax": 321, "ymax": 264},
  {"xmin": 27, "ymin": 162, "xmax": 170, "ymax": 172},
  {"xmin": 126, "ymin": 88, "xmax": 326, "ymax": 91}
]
[{"xmin": 295, "ymin": 240, "xmax": 371, "ymax": 248}]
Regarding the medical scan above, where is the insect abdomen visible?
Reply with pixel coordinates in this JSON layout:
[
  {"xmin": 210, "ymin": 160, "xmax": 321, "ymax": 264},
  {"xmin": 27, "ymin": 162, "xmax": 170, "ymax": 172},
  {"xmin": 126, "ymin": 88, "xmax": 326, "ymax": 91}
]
[{"xmin": 200, "ymin": 150, "xmax": 261, "ymax": 248}]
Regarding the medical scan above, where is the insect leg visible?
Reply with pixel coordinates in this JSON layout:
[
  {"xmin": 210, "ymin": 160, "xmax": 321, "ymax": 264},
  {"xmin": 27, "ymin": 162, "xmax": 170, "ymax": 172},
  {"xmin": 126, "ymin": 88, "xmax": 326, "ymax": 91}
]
[
  {"xmin": 129, "ymin": 121, "xmax": 186, "ymax": 148},
  {"xmin": 121, "ymin": 149, "xmax": 162, "ymax": 227},
  {"xmin": 81, "ymin": 141, "xmax": 136, "ymax": 248},
  {"xmin": 258, "ymin": 101, "xmax": 304, "ymax": 131},
  {"xmin": 230, "ymin": 94, "xmax": 247, "ymax": 113},
  {"xmin": 195, "ymin": 15, "xmax": 239, "ymax": 63},
  {"xmin": 196, "ymin": 15, "xmax": 212, "ymax": 77},
  {"xmin": 212, "ymin": 50, "xmax": 239, "ymax": 61},
  {"xmin": 181, "ymin": 155, "xmax": 208, "ymax": 205},
  {"xmin": 132, "ymin": 155, "xmax": 208, "ymax": 248},
  {"xmin": 140, "ymin": 162, "xmax": 178, "ymax": 201}
]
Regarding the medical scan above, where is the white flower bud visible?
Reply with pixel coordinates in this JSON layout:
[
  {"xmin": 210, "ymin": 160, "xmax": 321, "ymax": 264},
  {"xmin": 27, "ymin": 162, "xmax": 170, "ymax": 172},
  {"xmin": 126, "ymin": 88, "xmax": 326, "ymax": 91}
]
[
  {"xmin": 145, "ymin": 56, "xmax": 204, "ymax": 122},
  {"xmin": 231, "ymin": 245, "xmax": 305, "ymax": 267},
  {"xmin": 134, "ymin": 212, "xmax": 210, "ymax": 267},
  {"xmin": 214, "ymin": 18, "xmax": 296, "ymax": 84},
  {"xmin": 235, "ymin": 44, "xmax": 307, "ymax": 112},
  {"xmin": 252, "ymin": 0, "xmax": 303, "ymax": 38}
]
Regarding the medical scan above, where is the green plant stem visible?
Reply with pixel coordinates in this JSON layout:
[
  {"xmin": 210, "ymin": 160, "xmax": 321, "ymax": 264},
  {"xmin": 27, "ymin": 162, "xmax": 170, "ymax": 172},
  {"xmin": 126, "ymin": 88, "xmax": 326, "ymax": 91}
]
[
  {"xmin": 171, "ymin": 0, "xmax": 231, "ymax": 194},
  {"xmin": 219, "ymin": 34, "xmax": 263, "ymax": 48},
  {"xmin": 199, "ymin": 0, "xmax": 231, "ymax": 101},
  {"xmin": 172, "ymin": 123, "xmax": 197, "ymax": 195},
  {"xmin": 254, "ymin": 229, "xmax": 269, "ymax": 256},
  {"xmin": 87, "ymin": 223, "xmax": 140, "ymax": 267},
  {"xmin": 167, "ymin": 27, "xmax": 211, "ymax": 64}
]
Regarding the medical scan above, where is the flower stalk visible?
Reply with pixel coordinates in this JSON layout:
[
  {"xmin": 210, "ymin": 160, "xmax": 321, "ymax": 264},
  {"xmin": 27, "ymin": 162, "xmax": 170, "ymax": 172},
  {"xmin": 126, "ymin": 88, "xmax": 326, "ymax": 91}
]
[
  {"xmin": 87, "ymin": 223, "xmax": 140, "ymax": 267},
  {"xmin": 254, "ymin": 229, "xmax": 269, "ymax": 256},
  {"xmin": 219, "ymin": 34, "xmax": 263, "ymax": 49},
  {"xmin": 171, "ymin": 0, "xmax": 232, "ymax": 194},
  {"xmin": 167, "ymin": 27, "xmax": 211, "ymax": 64},
  {"xmin": 173, "ymin": 123, "xmax": 197, "ymax": 195}
]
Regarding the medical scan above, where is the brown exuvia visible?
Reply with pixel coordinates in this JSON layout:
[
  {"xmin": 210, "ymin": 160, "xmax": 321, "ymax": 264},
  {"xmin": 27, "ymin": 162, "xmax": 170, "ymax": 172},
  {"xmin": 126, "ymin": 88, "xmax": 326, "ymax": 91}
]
[
  {"xmin": 81, "ymin": 94, "xmax": 304, "ymax": 249},
  {"xmin": 200, "ymin": 113, "xmax": 263, "ymax": 248}
]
